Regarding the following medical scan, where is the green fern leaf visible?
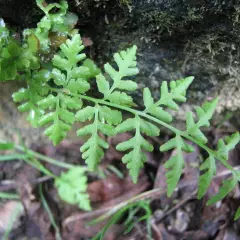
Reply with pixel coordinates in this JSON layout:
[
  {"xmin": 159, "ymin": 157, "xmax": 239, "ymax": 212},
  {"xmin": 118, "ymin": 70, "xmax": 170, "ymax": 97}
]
[
  {"xmin": 116, "ymin": 115, "xmax": 159, "ymax": 183},
  {"xmin": 142, "ymin": 77, "xmax": 193, "ymax": 123},
  {"xmin": 99, "ymin": 106, "xmax": 122, "ymax": 125},
  {"xmin": 158, "ymin": 77, "xmax": 194, "ymax": 110},
  {"xmin": 107, "ymin": 91, "xmax": 134, "ymax": 106},
  {"xmin": 0, "ymin": 37, "xmax": 40, "ymax": 81},
  {"xmin": 143, "ymin": 88, "xmax": 172, "ymax": 122},
  {"xmin": 217, "ymin": 132, "xmax": 240, "ymax": 161},
  {"xmin": 160, "ymin": 135, "xmax": 194, "ymax": 196},
  {"xmin": 198, "ymin": 156, "xmax": 216, "ymax": 199},
  {"xmin": 53, "ymin": 34, "xmax": 85, "ymax": 69},
  {"xmin": 234, "ymin": 207, "xmax": 240, "ymax": 221},
  {"xmin": 12, "ymin": 70, "xmax": 50, "ymax": 127},
  {"xmin": 186, "ymin": 98, "xmax": 218, "ymax": 143},
  {"xmin": 38, "ymin": 92, "xmax": 80, "ymax": 145},
  {"xmin": 34, "ymin": 0, "xmax": 72, "ymax": 52},
  {"xmin": 207, "ymin": 173, "xmax": 238, "ymax": 205},
  {"xmin": 76, "ymin": 105, "xmax": 116, "ymax": 169},
  {"xmin": 143, "ymin": 90, "xmax": 172, "ymax": 123},
  {"xmin": 51, "ymin": 34, "xmax": 100, "ymax": 95},
  {"xmin": 55, "ymin": 167, "xmax": 91, "ymax": 211},
  {"xmin": 97, "ymin": 45, "xmax": 139, "ymax": 106}
]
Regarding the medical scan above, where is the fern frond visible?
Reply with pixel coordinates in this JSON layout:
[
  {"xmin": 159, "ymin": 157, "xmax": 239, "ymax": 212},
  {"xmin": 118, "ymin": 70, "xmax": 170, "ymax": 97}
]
[
  {"xmin": 116, "ymin": 115, "xmax": 159, "ymax": 183},
  {"xmin": 0, "ymin": 37, "xmax": 40, "ymax": 81},
  {"xmin": 34, "ymin": 0, "xmax": 71, "ymax": 52},
  {"xmin": 186, "ymin": 98, "xmax": 218, "ymax": 143},
  {"xmin": 76, "ymin": 105, "xmax": 120, "ymax": 169},
  {"xmin": 234, "ymin": 207, "xmax": 240, "ymax": 221},
  {"xmin": 55, "ymin": 167, "xmax": 91, "ymax": 211},
  {"xmin": 37, "ymin": 34, "xmax": 100, "ymax": 145},
  {"xmin": 96, "ymin": 45, "xmax": 139, "ymax": 106},
  {"xmin": 38, "ymin": 92, "xmax": 81, "ymax": 145},
  {"xmin": 51, "ymin": 34, "xmax": 100, "ymax": 93},
  {"xmin": 217, "ymin": 132, "xmax": 240, "ymax": 161},
  {"xmin": 12, "ymin": 70, "xmax": 50, "ymax": 127},
  {"xmin": 160, "ymin": 135, "xmax": 194, "ymax": 196},
  {"xmin": 197, "ymin": 156, "xmax": 216, "ymax": 199},
  {"xmin": 207, "ymin": 172, "xmax": 238, "ymax": 205},
  {"xmin": 143, "ymin": 77, "xmax": 193, "ymax": 123}
]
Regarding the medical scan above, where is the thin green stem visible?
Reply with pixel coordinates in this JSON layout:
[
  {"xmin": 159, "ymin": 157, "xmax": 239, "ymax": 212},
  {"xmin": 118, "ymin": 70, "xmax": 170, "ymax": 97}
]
[
  {"xmin": 13, "ymin": 144, "xmax": 76, "ymax": 169},
  {"xmin": 0, "ymin": 192, "xmax": 19, "ymax": 199},
  {"xmin": 0, "ymin": 154, "xmax": 27, "ymax": 161},
  {"xmin": 39, "ymin": 184, "xmax": 62, "ymax": 240}
]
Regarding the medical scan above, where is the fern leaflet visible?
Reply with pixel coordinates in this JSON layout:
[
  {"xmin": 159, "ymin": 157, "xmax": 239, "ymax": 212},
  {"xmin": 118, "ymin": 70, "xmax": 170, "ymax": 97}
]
[
  {"xmin": 116, "ymin": 115, "xmax": 159, "ymax": 183},
  {"xmin": 96, "ymin": 45, "xmax": 138, "ymax": 106},
  {"xmin": 217, "ymin": 132, "xmax": 240, "ymax": 161},
  {"xmin": 143, "ymin": 77, "xmax": 193, "ymax": 123},
  {"xmin": 76, "ymin": 105, "xmax": 122, "ymax": 170},
  {"xmin": 207, "ymin": 172, "xmax": 238, "ymax": 205},
  {"xmin": 186, "ymin": 98, "xmax": 218, "ymax": 143},
  {"xmin": 160, "ymin": 135, "xmax": 194, "ymax": 196},
  {"xmin": 12, "ymin": 70, "xmax": 50, "ymax": 127},
  {"xmin": 235, "ymin": 207, "xmax": 240, "ymax": 221},
  {"xmin": 197, "ymin": 156, "xmax": 216, "ymax": 199}
]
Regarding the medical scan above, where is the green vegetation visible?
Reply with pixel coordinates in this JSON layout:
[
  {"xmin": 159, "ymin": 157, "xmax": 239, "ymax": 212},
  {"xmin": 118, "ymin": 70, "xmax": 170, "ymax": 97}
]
[{"xmin": 0, "ymin": 0, "xmax": 239, "ymax": 224}]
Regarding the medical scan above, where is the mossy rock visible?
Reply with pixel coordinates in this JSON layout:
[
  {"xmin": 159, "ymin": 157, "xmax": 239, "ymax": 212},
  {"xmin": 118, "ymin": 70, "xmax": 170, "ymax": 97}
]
[{"xmin": 0, "ymin": 0, "xmax": 239, "ymax": 144}]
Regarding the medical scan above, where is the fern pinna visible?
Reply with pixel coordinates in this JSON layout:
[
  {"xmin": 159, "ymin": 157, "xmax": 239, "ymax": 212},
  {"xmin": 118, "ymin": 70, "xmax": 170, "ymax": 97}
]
[{"xmin": 0, "ymin": 0, "xmax": 239, "ymax": 218}]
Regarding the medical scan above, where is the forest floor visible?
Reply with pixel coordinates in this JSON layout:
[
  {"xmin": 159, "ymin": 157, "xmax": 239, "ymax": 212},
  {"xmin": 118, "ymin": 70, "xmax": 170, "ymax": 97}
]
[{"xmin": 0, "ymin": 120, "xmax": 239, "ymax": 240}]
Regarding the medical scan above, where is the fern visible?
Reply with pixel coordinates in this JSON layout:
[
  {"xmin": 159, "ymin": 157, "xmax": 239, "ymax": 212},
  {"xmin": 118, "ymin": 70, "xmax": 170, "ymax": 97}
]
[
  {"xmin": 0, "ymin": 26, "xmax": 40, "ymax": 81},
  {"xmin": 197, "ymin": 156, "xmax": 216, "ymax": 199},
  {"xmin": 12, "ymin": 70, "xmax": 50, "ymax": 127},
  {"xmin": 143, "ymin": 77, "xmax": 193, "ymax": 122},
  {"xmin": 207, "ymin": 172, "xmax": 238, "ymax": 205},
  {"xmin": 76, "ymin": 105, "xmax": 121, "ymax": 169},
  {"xmin": 235, "ymin": 207, "xmax": 240, "ymax": 221},
  {"xmin": 116, "ymin": 115, "xmax": 159, "ymax": 183},
  {"xmin": 186, "ymin": 98, "xmax": 218, "ymax": 143},
  {"xmin": 96, "ymin": 45, "xmax": 139, "ymax": 106},
  {"xmin": 0, "ymin": 0, "xmax": 239, "ymax": 217},
  {"xmin": 36, "ymin": 34, "xmax": 99, "ymax": 145},
  {"xmin": 55, "ymin": 167, "xmax": 91, "ymax": 211},
  {"xmin": 217, "ymin": 132, "xmax": 240, "ymax": 161},
  {"xmin": 160, "ymin": 135, "xmax": 194, "ymax": 196}
]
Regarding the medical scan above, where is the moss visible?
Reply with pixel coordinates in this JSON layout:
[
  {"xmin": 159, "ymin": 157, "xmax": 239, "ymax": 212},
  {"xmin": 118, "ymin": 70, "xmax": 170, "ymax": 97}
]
[{"xmin": 119, "ymin": 0, "xmax": 132, "ymax": 11}]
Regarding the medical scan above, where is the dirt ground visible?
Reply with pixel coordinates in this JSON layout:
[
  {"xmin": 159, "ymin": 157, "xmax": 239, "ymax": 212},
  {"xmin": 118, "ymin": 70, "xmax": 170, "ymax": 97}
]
[{"xmin": 0, "ymin": 120, "xmax": 239, "ymax": 240}]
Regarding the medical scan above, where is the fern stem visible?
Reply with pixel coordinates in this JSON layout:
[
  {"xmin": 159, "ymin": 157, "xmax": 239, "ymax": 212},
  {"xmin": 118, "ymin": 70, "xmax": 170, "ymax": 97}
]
[{"xmin": 0, "ymin": 141, "xmax": 77, "ymax": 169}]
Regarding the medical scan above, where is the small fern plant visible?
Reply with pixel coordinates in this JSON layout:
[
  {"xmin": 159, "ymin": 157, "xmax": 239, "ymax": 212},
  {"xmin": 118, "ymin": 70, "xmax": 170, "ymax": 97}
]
[{"xmin": 0, "ymin": 0, "xmax": 239, "ymax": 219}]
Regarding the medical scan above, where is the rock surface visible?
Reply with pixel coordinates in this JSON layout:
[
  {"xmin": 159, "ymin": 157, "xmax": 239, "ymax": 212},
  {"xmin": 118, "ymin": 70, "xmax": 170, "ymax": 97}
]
[{"xmin": 0, "ymin": 0, "xmax": 239, "ymax": 142}]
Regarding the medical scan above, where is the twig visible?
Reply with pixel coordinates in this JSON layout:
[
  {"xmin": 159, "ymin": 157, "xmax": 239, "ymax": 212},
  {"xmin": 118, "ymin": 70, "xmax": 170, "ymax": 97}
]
[{"xmin": 0, "ymin": 176, "xmax": 52, "ymax": 191}]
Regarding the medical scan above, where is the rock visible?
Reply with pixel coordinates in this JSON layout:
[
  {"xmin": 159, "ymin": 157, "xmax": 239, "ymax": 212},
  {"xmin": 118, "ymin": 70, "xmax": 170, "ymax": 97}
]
[{"xmin": 0, "ymin": 0, "xmax": 239, "ymax": 144}]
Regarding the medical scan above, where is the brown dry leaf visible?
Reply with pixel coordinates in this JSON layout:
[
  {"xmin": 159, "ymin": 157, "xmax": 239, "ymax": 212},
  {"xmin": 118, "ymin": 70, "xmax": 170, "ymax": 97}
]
[
  {"xmin": 88, "ymin": 173, "xmax": 149, "ymax": 203},
  {"xmin": 88, "ymin": 175, "xmax": 124, "ymax": 202},
  {"xmin": 153, "ymin": 223, "xmax": 176, "ymax": 240},
  {"xmin": 216, "ymin": 227, "xmax": 240, "ymax": 240},
  {"xmin": 154, "ymin": 144, "xmax": 200, "ymax": 206},
  {"xmin": 82, "ymin": 37, "xmax": 93, "ymax": 47},
  {"xmin": 63, "ymin": 219, "xmax": 124, "ymax": 239},
  {"xmin": 63, "ymin": 173, "xmax": 149, "ymax": 228}
]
